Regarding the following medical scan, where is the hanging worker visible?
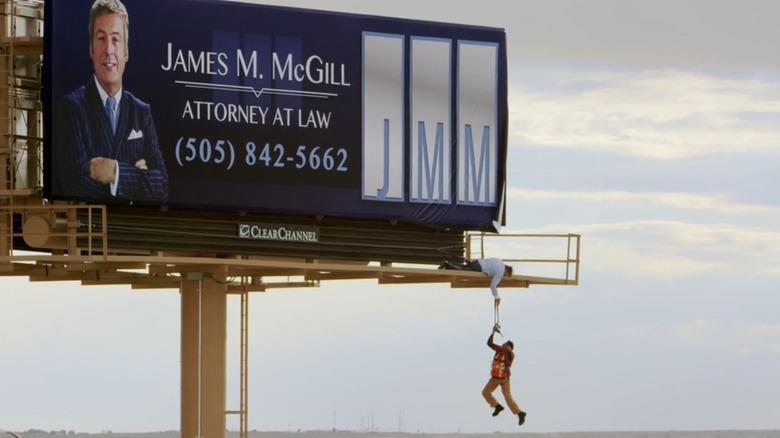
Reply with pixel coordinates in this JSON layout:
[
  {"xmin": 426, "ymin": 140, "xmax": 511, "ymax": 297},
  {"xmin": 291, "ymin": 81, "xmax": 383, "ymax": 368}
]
[
  {"xmin": 438, "ymin": 257, "xmax": 513, "ymax": 305},
  {"xmin": 482, "ymin": 326, "xmax": 527, "ymax": 426}
]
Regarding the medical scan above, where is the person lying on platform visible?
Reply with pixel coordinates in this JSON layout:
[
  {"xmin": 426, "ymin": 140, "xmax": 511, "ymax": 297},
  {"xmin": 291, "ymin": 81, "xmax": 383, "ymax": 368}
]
[
  {"xmin": 482, "ymin": 326, "xmax": 527, "ymax": 426},
  {"xmin": 438, "ymin": 257, "xmax": 513, "ymax": 305}
]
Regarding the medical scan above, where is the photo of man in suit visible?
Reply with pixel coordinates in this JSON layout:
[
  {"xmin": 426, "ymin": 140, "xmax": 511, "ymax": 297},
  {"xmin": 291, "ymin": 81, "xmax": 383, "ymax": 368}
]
[{"xmin": 55, "ymin": 0, "xmax": 168, "ymax": 204}]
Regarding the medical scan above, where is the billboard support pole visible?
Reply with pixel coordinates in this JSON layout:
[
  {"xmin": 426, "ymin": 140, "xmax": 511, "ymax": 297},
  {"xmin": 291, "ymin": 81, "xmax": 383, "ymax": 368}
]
[{"xmin": 182, "ymin": 270, "xmax": 228, "ymax": 438}]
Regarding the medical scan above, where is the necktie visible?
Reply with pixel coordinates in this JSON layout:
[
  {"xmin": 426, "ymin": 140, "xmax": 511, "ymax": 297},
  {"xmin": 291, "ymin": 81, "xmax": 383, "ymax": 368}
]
[{"xmin": 106, "ymin": 95, "xmax": 117, "ymax": 134}]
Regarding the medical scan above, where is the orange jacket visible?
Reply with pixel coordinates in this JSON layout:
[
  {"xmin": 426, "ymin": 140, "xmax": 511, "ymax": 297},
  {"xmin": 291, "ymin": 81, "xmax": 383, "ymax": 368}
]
[
  {"xmin": 487, "ymin": 332, "xmax": 514, "ymax": 378},
  {"xmin": 491, "ymin": 350, "xmax": 512, "ymax": 378}
]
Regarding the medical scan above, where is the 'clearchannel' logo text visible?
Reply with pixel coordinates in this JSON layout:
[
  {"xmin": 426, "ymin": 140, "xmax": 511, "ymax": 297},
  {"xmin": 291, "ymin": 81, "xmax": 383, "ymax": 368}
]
[{"xmin": 238, "ymin": 223, "xmax": 319, "ymax": 242}]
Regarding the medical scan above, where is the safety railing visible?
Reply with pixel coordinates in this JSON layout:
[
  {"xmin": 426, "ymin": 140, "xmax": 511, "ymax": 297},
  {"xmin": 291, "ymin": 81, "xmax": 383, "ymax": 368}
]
[{"xmin": 466, "ymin": 232, "xmax": 580, "ymax": 285}]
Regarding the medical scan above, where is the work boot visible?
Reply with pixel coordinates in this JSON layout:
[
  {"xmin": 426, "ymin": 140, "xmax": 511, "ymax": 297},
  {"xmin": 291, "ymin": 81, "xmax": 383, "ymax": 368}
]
[
  {"xmin": 491, "ymin": 404, "xmax": 504, "ymax": 417},
  {"xmin": 518, "ymin": 410, "xmax": 527, "ymax": 426}
]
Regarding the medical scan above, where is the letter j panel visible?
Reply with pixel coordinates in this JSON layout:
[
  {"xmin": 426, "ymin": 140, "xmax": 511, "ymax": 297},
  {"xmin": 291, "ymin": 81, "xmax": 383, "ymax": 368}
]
[
  {"xmin": 457, "ymin": 41, "xmax": 499, "ymax": 207},
  {"xmin": 362, "ymin": 33, "xmax": 405, "ymax": 202}
]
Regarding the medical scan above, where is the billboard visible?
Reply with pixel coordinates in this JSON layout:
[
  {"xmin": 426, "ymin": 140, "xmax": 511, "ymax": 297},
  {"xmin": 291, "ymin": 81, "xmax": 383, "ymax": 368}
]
[{"xmin": 43, "ymin": 0, "xmax": 508, "ymax": 230}]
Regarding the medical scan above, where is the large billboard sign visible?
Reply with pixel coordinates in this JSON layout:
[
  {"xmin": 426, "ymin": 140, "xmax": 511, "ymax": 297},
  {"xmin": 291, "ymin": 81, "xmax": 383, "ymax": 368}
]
[{"xmin": 43, "ymin": 0, "xmax": 508, "ymax": 230}]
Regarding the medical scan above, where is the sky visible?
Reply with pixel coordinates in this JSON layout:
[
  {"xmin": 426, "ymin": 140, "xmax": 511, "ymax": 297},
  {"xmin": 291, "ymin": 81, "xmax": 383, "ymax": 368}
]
[{"xmin": 2, "ymin": 0, "xmax": 780, "ymax": 434}]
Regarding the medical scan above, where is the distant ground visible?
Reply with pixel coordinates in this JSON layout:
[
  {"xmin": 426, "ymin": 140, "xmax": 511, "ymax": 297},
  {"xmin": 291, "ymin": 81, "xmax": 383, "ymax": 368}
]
[{"xmin": 4, "ymin": 430, "xmax": 780, "ymax": 438}]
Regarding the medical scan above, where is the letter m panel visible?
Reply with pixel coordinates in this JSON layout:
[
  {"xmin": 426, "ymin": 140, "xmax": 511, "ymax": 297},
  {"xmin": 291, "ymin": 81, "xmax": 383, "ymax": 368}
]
[
  {"xmin": 410, "ymin": 37, "xmax": 451, "ymax": 204},
  {"xmin": 457, "ymin": 41, "xmax": 498, "ymax": 207}
]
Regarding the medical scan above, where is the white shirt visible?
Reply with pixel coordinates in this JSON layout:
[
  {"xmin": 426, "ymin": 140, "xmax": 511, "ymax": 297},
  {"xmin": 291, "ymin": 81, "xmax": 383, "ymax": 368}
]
[{"xmin": 477, "ymin": 257, "xmax": 506, "ymax": 298}]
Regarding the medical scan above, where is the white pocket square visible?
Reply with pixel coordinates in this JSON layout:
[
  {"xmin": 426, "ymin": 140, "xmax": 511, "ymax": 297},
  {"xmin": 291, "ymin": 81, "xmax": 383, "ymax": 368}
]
[{"xmin": 128, "ymin": 129, "xmax": 143, "ymax": 140}]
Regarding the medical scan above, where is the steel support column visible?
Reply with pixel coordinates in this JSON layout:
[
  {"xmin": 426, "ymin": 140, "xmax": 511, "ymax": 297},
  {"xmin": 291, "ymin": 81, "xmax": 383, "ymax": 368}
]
[{"xmin": 181, "ymin": 273, "xmax": 227, "ymax": 438}]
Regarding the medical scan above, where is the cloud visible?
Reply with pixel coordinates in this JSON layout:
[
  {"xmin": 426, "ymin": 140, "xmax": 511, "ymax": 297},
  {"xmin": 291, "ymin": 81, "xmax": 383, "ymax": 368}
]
[
  {"xmin": 670, "ymin": 320, "xmax": 780, "ymax": 354},
  {"xmin": 501, "ymin": 188, "xmax": 780, "ymax": 279},
  {"xmin": 617, "ymin": 320, "xmax": 780, "ymax": 355},
  {"xmin": 509, "ymin": 188, "xmax": 780, "ymax": 215},
  {"xmin": 606, "ymin": 221, "xmax": 777, "ymax": 277},
  {"xmin": 510, "ymin": 67, "xmax": 780, "ymax": 159},
  {"xmin": 500, "ymin": 219, "xmax": 780, "ymax": 280},
  {"xmin": 579, "ymin": 235, "xmax": 728, "ymax": 280}
]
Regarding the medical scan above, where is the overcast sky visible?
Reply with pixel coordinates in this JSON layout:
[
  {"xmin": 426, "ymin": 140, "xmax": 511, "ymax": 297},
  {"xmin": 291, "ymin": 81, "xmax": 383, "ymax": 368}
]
[{"xmin": 2, "ymin": 0, "xmax": 780, "ymax": 434}]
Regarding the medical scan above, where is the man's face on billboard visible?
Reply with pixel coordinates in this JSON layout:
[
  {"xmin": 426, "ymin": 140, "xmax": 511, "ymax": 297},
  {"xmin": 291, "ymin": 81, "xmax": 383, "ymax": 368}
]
[{"xmin": 90, "ymin": 12, "xmax": 128, "ymax": 96}]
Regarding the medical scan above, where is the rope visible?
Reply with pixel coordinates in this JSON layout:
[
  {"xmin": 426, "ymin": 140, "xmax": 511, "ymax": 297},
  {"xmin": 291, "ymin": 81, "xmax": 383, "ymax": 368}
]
[{"xmin": 493, "ymin": 301, "xmax": 502, "ymax": 338}]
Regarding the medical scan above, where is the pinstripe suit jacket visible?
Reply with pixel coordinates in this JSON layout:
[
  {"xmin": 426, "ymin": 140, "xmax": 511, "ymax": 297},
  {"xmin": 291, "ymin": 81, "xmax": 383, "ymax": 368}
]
[{"xmin": 55, "ymin": 78, "xmax": 169, "ymax": 204}]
